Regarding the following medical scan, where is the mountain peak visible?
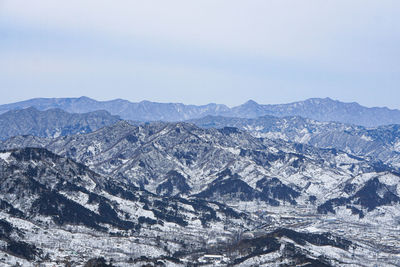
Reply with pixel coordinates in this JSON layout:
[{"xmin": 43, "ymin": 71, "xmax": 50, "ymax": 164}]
[
  {"xmin": 78, "ymin": 96, "xmax": 92, "ymax": 100},
  {"xmin": 243, "ymin": 99, "xmax": 259, "ymax": 106},
  {"xmin": 303, "ymin": 97, "xmax": 335, "ymax": 104}
]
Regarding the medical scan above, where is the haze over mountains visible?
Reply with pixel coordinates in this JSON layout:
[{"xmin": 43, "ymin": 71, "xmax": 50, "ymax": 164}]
[
  {"xmin": 1, "ymin": 96, "xmax": 400, "ymax": 266},
  {"xmin": 0, "ymin": 107, "xmax": 120, "ymax": 140},
  {"xmin": 3, "ymin": 96, "xmax": 400, "ymax": 126}
]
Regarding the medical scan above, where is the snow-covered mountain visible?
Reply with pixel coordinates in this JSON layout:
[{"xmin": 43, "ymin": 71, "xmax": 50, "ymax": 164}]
[
  {"xmin": 0, "ymin": 107, "xmax": 120, "ymax": 140},
  {"xmin": 2, "ymin": 96, "xmax": 400, "ymax": 126},
  {"xmin": 1, "ymin": 107, "xmax": 400, "ymax": 265},
  {"xmin": 1, "ymin": 147, "xmax": 383, "ymax": 266},
  {"xmin": 2, "ymin": 122, "xmax": 400, "ymax": 224},
  {"xmin": 0, "ymin": 147, "xmax": 254, "ymax": 266},
  {"xmin": 189, "ymin": 115, "xmax": 400, "ymax": 169}
]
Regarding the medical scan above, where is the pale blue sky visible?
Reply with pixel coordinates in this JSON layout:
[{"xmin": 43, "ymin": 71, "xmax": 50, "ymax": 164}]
[{"xmin": 1, "ymin": 0, "xmax": 399, "ymax": 108}]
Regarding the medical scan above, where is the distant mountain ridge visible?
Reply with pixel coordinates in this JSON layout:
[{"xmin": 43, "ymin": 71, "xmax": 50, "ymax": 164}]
[
  {"xmin": 2, "ymin": 96, "xmax": 400, "ymax": 126},
  {"xmin": 189, "ymin": 115, "xmax": 400, "ymax": 169},
  {"xmin": 0, "ymin": 107, "xmax": 120, "ymax": 140},
  {"xmin": 0, "ymin": 97, "xmax": 230, "ymax": 123},
  {"xmin": 231, "ymin": 98, "xmax": 400, "ymax": 127}
]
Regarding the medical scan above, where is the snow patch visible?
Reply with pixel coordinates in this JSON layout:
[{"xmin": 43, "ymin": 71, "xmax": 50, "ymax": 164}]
[
  {"xmin": 360, "ymin": 134, "xmax": 373, "ymax": 142},
  {"xmin": 0, "ymin": 152, "xmax": 11, "ymax": 163}
]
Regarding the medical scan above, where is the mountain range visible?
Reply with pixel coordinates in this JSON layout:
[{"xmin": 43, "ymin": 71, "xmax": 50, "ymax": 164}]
[
  {"xmin": 3, "ymin": 119, "xmax": 400, "ymax": 215},
  {"xmin": 0, "ymin": 147, "xmax": 254, "ymax": 266},
  {"xmin": 189, "ymin": 115, "xmax": 400, "ymax": 169},
  {"xmin": 0, "ymin": 107, "xmax": 120, "ymax": 140},
  {"xmin": 2, "ymin": 124, "xmax": 399, "ymax": 266},
  {"xmin": 3, "ymin": 105, "xmax": 400, "ymax": 171},
  {"xmin": 3, "ymin": 96, "xmax": 400, "ymax": 126},
  {"xmin": 1, "ymin": 97, "xmax": 400, "ymax": 266}
]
